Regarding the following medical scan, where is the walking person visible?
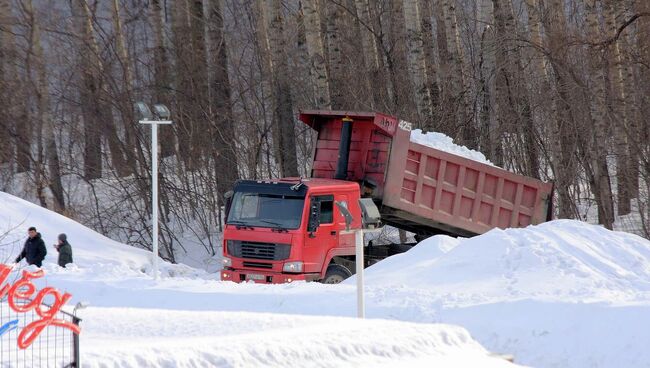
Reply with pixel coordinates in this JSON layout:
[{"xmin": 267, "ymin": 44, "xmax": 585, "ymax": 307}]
[
  {"xmin": 55, "ymin": 233, "xmax": 73, "ymax": 268},
  {"xmin": 15, "ymin": 227, "xmax": 47, "ymax": 267}
]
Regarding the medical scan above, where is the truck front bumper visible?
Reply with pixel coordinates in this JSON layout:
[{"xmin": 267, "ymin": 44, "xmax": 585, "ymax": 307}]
[{"xmin": 221, "ymin": 268, "xmax": 319, "ymax": 284}]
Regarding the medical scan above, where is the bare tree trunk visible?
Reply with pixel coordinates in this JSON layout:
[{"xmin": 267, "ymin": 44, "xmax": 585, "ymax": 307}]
[
  {"xmin": 368, "ymin": 1, "xmax": 397, "ymax": 108},
  {"xmin": 444, "ymin": 0, "xmax": 471, "ymax": 145},
  {"xmin": 0, "ymin": 0, "xmax": 30, "ymax": 172},
  {"xmin": 207, "ymin": 0, "xmax": 238, "ymax": 199},
  {"xmin": 585, "ymin": 0, "xmax": 615, "ymax": 229},
  {"xmin": 354, "ymin": 0, "xmax": 381, "ymax": 107},
  {"xmin": 629, "ymin": 0, "xmax": 649, "ymax": 201},
  {"xmin": 324, "ymin": 0, "xmax": 345, "ymax": 109},
  {"xmin": 432, "ymin": 0, "xmax": 453, "ymax": 136},
  {"xmin": 604, "ymin": 0, "xmax": 631, "ymax": 215},
  {"xmin": 0, "ymin": 0, "xmax": 14, "ymax": 165},
  {"xmin": 71, "ymin": 0, "xmax": 130, "ymax": 179},
  {"xmin": 388, "ymin": 0, "xmax": 413, "ymax": 115},
  {"xmin": 403, "ymin": 0, "xmax": 433, "ymax": 129},
  {"xmin": 252, "ymin": 0, "xmax": 280, "ymax": 177},
  {"xmin": 190, "ymin": 0, "xmax": 209, "ymax": 162},
  {"xmin": 27, "ymin": 0, "xmax": 64, "ymax": 211},
  {"xmin": 302, "ymin": 0, "xmax": 331, "ymax": 109},
  {"xmin": 439, "ymin": 0, "xmax": 473, "ymax": 147},
  {"xmin": 266, "ymin": 0, "xmax": 298, "ymax": 177},
  {"xmin": 171, "ymin": 0, "xmax": 195, "ymax": 167},
  {"xmin": 418, "ymin": 0, "xmax": 440, "ymax": 128},
  {"xmin": 150, "ymin": 0, "xmax": 175, "ymax": 158},
  {"xmin": 541, "ymin": 0, "xmax": 578, "ymax": 219},
  {"xmin": 477, "ymin": 4, "xmax": 502, "ymax": 166},
  {"xmin": 492, "ymin": 0, "xmax": 540, "ymax": 178},
  {"xmin": 70, "ymin": 0, "xmax": 102, "ymax": 179},
  {"xmin": 111, "ymin": 0, "xmax": 137, "ymax": 168}
]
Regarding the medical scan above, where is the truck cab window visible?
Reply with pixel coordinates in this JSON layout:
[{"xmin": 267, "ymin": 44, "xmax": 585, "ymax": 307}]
[
  {"xmin": 316, "ymin": 195, "xmax": 334, "ymax": 224},
  {"xmin": 228, "ymin": 191, "xmax": 305, "ymax": 229}
]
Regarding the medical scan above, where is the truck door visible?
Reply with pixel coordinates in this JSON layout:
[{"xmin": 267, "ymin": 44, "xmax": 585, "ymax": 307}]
[{"xmin": 303, "ymin": 195, "xmax": 337, "ymax": 273}]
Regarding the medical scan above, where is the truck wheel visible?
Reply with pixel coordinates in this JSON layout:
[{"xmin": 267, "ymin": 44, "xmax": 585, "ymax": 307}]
[{"xmin": 321, "ymin": 264, "xmax": 352, "ymax": 284}]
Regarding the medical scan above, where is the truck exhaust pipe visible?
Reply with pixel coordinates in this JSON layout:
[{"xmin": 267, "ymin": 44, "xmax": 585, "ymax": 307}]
[{"xmin": 335, "ymin": 116, "xmax": 353, "ymax": 180}]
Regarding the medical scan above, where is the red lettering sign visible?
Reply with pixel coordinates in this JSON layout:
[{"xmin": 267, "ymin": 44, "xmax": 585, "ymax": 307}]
[{"xmin": 0, "ymin": 264, "xmax": 81, "ymax": 349}]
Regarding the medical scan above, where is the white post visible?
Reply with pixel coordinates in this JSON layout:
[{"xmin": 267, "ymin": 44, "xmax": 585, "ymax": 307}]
[
  {"xmin": 355, "ymin": 229, "xmax": 365, "ymax": 318},
  {"xmin": 151, "ymin": 123, "xmax": 159, "ymax": 280},
  {"xmin": 140, "ymin": 118, "xmax": 171, "ymax": 280}
]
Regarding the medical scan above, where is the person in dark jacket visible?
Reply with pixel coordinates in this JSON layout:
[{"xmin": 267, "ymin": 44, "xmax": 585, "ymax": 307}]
[
  {"xmin": 15, "ymin": 227, "xmax": 47, "ymax": 267},
  {"xmin": 54, "ymin": 233, "xmax": 73, "ymax": 268}
]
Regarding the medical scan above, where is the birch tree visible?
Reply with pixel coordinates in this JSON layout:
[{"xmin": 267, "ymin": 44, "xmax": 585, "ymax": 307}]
[
  {"xmin": 585, "ymin": 0, "xmax": 615, "ymax": 228},
  {"xmin": 0, "ymin": 0, "xmax": 30, "ymax": 172},
  {"xmin": 301, "ymin": 0, "xmax": 331, "ymax": 109},
  {"xmin": 26, "ymin": 0, "xmax": 64, "ymax": 211},
  {"xmin": 207, "ymin": 0, "xmax": 238, "ymax": 199},
  {"xmin": 266, "ymin": 0, "xmax": 298, "ymax": 177},
  {"xmin": 150, "ymin": 0, "xmax": 175, "ymax": 158},
  {"xmin": 403, "ymin": 0, "xmax": 433, "ymax": 129},
  {"xmin": 0, "ymin": 0, "xmax": 14, "ymax": 165}
]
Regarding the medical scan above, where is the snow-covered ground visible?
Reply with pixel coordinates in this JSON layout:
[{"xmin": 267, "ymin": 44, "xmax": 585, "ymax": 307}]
[{"xmin": 2, "ymin": 190, "xmax": 650, "ymax": 367}]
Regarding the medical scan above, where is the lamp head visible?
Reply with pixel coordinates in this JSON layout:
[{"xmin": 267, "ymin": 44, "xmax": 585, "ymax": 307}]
[
  {"xmin": 135, "ymin": 102, "xmax": 153, "ymax": 120},
  {"xmin": 153, "ymin": 104, "xmax": 171, "ymax": 120}
]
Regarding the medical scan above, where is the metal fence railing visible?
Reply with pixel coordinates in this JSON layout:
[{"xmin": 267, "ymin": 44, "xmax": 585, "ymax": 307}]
[{"xmin": 1, "ymin": 297, "xmax": 81, "ymax": 368}]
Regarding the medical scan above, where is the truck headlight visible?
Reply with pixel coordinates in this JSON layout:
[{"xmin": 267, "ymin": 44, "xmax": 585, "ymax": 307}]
[
  {"xmin": 222, "ymin": 257, "xmax": 232, "ymax": 267},
  {"xmin": 283, "ymin": 261, "xmax": 303, "ymax": 273}
]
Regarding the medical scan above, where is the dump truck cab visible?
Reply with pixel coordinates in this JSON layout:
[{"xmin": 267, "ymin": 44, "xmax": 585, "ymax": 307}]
[{"xmin": 221, "ymin": 178, "xmax": 366, "ymax": 284}]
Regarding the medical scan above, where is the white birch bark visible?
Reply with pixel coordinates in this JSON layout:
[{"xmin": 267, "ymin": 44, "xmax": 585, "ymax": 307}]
[
  {"xmin": 302, "ymin": 0, "xmax": 331, "ymax": 109},
  {"xmin": 403, "ymin": 0, "xmax": 433, "ymax": 128}
]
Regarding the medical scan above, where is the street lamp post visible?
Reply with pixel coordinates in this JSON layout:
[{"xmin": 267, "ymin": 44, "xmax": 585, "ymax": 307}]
[{"xmin": 136, "ymin": 102, "xmax": 172, "ymax": 280}]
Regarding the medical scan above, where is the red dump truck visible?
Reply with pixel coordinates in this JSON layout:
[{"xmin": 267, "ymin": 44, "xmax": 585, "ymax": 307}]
[{"xmin": 221, "ymin": 110, "xmax": 553, "ymax": 284}]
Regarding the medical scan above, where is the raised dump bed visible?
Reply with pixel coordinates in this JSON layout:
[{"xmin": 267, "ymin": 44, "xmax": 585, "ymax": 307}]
[{"xmin": 299, "ymin": 110, "xmax": 553, "ymax": 237}]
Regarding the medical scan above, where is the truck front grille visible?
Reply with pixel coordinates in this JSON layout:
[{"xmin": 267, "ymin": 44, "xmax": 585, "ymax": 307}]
[
  {"xmin": 243, "ymin": 261, "xmax": 273, "ymax": 269},
  {"xmin": 241, "ymin": 242, "xmax": 276, "ymax": 260},
  {"xmin": 227, "ymin": 240, "xmax": 291, "ymax": 261}
]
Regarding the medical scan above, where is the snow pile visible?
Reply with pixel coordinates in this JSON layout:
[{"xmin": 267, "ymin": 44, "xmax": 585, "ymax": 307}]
[
  {"xmin": 358, "ymin": 220, "xmax": 650, "ymax": 367},
  {"xmin": 81, "ymin": 309, "xmax": 517, "ymax": 367},
  {"xmin": 0, "ymin": 191, "xmax": 204, "ymax": 279},
  {"xmin": 362, "ymin": 220, "xmax": 650, "ymax": 303},
  {"xmin": 409, "ymin": 127, "xmax": 494, "ymax": 166}
]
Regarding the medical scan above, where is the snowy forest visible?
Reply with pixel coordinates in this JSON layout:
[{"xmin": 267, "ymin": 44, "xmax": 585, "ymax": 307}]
[{"xmin": 0, "ymin": 0, "xmax": 648, "ymax": 261}]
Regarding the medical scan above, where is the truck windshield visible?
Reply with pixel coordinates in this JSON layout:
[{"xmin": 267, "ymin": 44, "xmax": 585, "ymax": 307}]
[{"xmin": 227, "ymin": 192, "xmax": 305, "ymax": 230}]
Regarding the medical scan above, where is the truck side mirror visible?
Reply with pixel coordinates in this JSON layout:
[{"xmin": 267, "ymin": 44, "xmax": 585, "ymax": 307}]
[{"xmin": 307, "ymin": 200, "xmax": 320, "ymax": 234}]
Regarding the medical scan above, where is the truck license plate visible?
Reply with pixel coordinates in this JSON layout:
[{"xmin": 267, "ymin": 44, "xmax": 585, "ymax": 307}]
[{"xmin": 246, "ymin": 273, "xmax": 264, "ymax": 281}]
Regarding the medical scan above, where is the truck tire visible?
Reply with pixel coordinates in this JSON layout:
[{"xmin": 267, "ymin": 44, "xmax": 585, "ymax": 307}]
[{"xmin": 321, "ymin": 264, "xmax": 352, "ymax": 284}]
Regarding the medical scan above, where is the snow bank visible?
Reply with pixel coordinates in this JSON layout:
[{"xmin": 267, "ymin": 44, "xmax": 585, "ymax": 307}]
[
  {"xmin": 357, "ymin": 220, "xmax": 650, "ymax": 367},
  {"xmin": 0, "ymin": 191, "xmax": 203, "ymax": 279},
  {"xmin": 362, "ymin": 220, "xmax": 650, "ymax": 303},
  {"xmin": 409, "ymin": 127, "xmax": 494, "ymax": 166},
  {"xmin": 80, "ymin": 308, "xmax": 518, "ymax": 368}
]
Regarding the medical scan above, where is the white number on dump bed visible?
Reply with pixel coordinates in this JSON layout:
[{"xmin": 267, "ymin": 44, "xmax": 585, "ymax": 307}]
[{"xmin": 398, "ymin": 120, "xmax": 412, "ymax": 131}]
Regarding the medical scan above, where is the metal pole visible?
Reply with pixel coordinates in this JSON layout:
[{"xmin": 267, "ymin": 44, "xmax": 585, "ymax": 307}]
[
  {"xmin": 139, "ymin": 117, "xmax": 171, "ymax": 280},
  {"xmin": 152, "ymin": 122, "xmax": 159, "ymax": 280},
  {"xmin": 72, "ymin": 316, "xmax": 81, "ymax": 367},
  {"xmin": 355, "ymin": 229, "xmax": 365, "ymax": 318}
]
